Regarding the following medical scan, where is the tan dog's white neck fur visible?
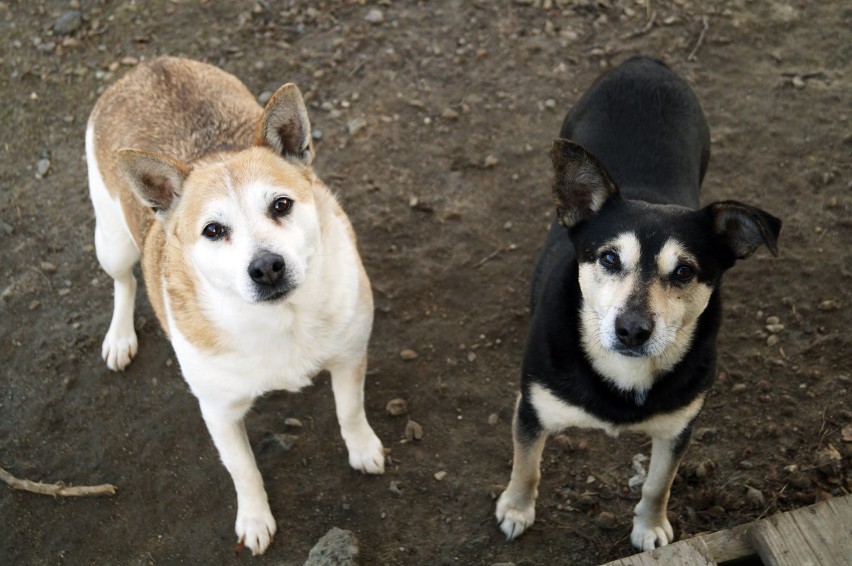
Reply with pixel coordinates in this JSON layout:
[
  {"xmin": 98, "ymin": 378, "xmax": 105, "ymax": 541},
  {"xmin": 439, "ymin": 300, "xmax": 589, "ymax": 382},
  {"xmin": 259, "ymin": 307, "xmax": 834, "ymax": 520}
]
[{"xmin": 87, "ymin": 57, "xmax": 384, "ymax": 555}]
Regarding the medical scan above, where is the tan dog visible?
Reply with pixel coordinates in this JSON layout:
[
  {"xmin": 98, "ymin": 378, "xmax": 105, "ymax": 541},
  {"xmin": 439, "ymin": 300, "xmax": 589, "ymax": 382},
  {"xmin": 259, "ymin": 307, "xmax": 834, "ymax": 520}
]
[{"xmin": 86, "ymin": 57, "xmax": 385, "ymax": 555}]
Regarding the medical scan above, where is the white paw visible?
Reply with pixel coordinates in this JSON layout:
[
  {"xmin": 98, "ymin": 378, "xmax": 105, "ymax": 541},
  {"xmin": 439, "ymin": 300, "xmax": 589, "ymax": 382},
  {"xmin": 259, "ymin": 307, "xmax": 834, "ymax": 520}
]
[
  {"xmin": 495, "ymin": 490, "xmax": 536, "ymax": 540},
  {"xmin": 236, "ymin": 505, "xmax": 277, "ymax": 556},
  {"xmin": 345, "ymin": 430, "xmax": 385, "ymax": 474},
  {"xmin": 101, "ymin": 328, "xmax": 138, "ymax": 371},
  {"xmin": 631, "ymin": 514, "xmax": 674, "ymax": 551}
]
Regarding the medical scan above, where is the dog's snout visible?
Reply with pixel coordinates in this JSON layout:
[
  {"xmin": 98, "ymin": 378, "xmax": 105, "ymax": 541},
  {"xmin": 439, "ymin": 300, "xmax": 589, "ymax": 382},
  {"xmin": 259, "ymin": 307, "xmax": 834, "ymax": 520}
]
[
  {"xmin": 248, "ymin": 253, "xmax": 286, "ymax": 287},
  {"xmin": 615, "ymin": 312, "xmax": 654, "ymax": 347}
]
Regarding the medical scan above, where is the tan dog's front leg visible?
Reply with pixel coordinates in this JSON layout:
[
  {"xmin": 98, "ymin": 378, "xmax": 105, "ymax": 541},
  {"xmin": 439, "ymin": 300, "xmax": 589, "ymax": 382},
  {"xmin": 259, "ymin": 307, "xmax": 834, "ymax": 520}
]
[
  {"xmin": 199, "ymin": 399, "xmax": 276, "ymax": 556},
  {"xmin": 329, "ymin": 356, "xmax": 385, "ymax": 475},
  {"xmin": 496, "ymin": 396, "xmax": 547, "ymax": 540},
  {"xmin": 631, "ymin": 425, "xmax": 693, "ymax": 551}
]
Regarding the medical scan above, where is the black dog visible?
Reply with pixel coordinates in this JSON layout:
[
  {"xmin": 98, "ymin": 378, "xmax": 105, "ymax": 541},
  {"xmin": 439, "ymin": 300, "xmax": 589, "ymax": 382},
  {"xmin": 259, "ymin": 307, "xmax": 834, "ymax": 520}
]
[{"xmin": 496, "ymin": 56, "xmax": 781, "ymax": 551}]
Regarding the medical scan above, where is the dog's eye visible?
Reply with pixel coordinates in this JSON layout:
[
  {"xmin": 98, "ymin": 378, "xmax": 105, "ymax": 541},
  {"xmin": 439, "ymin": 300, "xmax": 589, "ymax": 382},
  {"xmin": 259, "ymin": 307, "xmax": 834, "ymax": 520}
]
[
  {"xmin": 271, "ymin": 196, "xmax": 294, "ymax": 217},
  {"xmin": 202, "ymin": 222, "xmax": 227, "ymax": 241},
  {"xmin": 673, "ymin": 265, "xmax": 696, "ymax": 283},
  {"xmin": 599, "ymin": 251, "xmax": 621, "ymax": 271}
]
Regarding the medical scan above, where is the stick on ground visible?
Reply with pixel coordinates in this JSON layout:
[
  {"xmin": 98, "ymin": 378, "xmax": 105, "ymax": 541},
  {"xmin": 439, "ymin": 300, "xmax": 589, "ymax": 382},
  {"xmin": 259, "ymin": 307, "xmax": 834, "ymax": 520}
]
[{"xmin": 0, "ymin": 465, "xmax": 117, "ymax": 497}]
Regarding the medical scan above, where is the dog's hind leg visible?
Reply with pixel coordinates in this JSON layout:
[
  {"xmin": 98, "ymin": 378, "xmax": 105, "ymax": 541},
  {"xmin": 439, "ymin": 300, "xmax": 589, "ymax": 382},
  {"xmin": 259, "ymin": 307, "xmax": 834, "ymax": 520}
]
[
  {"xmin": 329, "ymin": 355, "xmax": 385, "ymax": 474},
  {"xmin": 496, "ymin": 395, "xmax": 547, "ymax": 540},
  {"xmin": 631, "ymin": 424, "xmax": 693, "ymax": 551},
  {"xmin": 198, "ymin": 398, "xmax": 276, "ymax": 556},
  {"xmin": 87, "ymin": 126, "xmax": 139, "ymax": 371}
]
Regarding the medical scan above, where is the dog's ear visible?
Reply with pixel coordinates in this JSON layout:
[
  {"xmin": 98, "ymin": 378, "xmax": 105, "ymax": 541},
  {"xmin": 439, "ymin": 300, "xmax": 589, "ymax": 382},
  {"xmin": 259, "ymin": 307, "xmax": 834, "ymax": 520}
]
[
  {"xmin": 256, "ymin": 83, "xmax": 313, "ymax": 165},
  {"xmin": 551, "ymin": 139, "xmax": 619, "ymax": 228},
  {"xmin": 708, "ymin": 200, "xmax": 781, "ymax": 261},
  {"xmin": 117, "ymin": 149, "xmax": 190, "ymax": 218}
]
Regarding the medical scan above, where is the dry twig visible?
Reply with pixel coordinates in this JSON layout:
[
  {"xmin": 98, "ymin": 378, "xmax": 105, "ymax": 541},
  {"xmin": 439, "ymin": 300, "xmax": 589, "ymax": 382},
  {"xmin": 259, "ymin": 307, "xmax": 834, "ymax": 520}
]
[
  {"xmin": 0, "ymin": 465, "xmax": 117, "ymax": 497},
  {"xmin": 688, "ymin": 15, "xmax": 710, "ymax": 61}
]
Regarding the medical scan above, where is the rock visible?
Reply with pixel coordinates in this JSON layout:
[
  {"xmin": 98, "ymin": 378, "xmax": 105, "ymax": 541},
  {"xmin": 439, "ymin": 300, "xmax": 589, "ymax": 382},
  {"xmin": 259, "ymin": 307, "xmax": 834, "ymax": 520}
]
[
  {"xmin": 347, "ymin": 117, "xmax": 367, "ymax": 136},
  {"xmin": 54, "ymin": 10, "xmax": 82, "ymax": 35},
  {"xmin": 595, "ymin": 511, "xmax": 619, "ymax": 530},
  {"xmin": 284, "ymin": 418, "xmax": 303, "ymax": 428},
  {"xmin": 36, "ymin": 158, "xmax": 51, "ymax": 179},
  {"xmin": 364, "ymin": 8, "xmax": 384, "ymax": 24},
  {"xmin": 817, "ymin": 299, "xmax": 839, "ymax": 312},
  {"xmin": 304, "ymin": 527, "xmax": 359, "ymax": 566},
  {"xmin": 386, "ymin": 398, "xmax": 408, "ymax": 416},
  {"xmin": 389, "ymin": 481, "xmax": 403, "ymax": 496},
  {"xmin": 399, "ymin": 349, "xmax": 418, "ymax": 361},
  {"xmin": 434, "ymin": 470, "xmax": 447, "ymax": 481},
  {"xmin": 483, "ymin": 154, "xmax": 499, "ymax": 168},
  {"xmin": 766, "ymin": 335, "xmax": 780, "ymax": 347},
  {"xmin": 40, "ymin": 261, "xmax": 57, "ymax": 273},
  {"xmin": 746, "ymin": 486, "xmax": 765, "ymax": 507},
  {"xmin": 765, "ymin": 315, "xmax": 780, "ymax": 325},
  {"xmin": 487, "ymin": 413, "xmax": 499, "ymax": 426},
  {"xmin": 842, "ymin": 424, "xmax": 852, "ymax": 443},
  {"xmin": 0, "ymin": 221, "xmax": 13, "ymax": 236},
  {"xmin": 404, "ymin": 419, "xmax": 423, "ymax": 441},
  {"xmin": 258, "ymin": 90, "xmax": 273, "ymax": 105},
  {"xmin": 765, "ymin": 323, "xmax": 784, "ymax": 334},
  {"xmin": 441, "ymin": 107, "xmax": 459, "ymax": 120}
]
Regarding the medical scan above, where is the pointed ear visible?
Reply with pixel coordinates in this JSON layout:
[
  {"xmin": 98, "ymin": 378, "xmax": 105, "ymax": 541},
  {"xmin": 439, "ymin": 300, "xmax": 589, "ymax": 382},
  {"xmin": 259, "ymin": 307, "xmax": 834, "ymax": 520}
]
[
  {"xmin": 551, "ymin": 139, "xmax": 619, "ymax": 228},
  {"xmin": 255, "ymin": 83, "xmax": 313, "ymax": 165},
  {"xmin": 708, "ymin": 200, "xmax": 781, "ymax": 261},
  {"xmin": 117, "ymin": 149, "xmax": 190, "ymax": 217}
]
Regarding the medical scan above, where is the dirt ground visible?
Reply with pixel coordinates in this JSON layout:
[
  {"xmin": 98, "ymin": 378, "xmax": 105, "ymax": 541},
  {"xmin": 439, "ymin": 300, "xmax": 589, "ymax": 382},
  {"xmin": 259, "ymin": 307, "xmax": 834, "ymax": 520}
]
[{"xmin": 1, "ymin": 1, "xmax": 850, "ymax": 564}]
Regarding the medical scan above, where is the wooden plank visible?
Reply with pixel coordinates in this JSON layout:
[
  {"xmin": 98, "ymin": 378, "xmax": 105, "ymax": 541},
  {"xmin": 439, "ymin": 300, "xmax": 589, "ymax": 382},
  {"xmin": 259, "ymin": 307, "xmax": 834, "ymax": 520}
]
[
  {"xmin": 601, "ymin": 537, "xmax": 716, "ymax": 566},
  {"xmin": 699, "ymin": 522, "xmax": 754, "ymax": 562},
  {"xmin": 750, "ymin": 496, "xmax": 852, "ymax": 566}
]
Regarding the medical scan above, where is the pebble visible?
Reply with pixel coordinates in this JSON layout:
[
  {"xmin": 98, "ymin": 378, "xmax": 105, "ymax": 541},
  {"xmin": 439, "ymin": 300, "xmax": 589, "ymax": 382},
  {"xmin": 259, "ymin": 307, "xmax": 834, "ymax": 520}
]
[
  {"xmin": 595, "ymin": 511, "xmax": 619, "ymax": 530},
  {"xmin": 817, "ymin": 299, "xmax": 839, "ymax": 311},
  {"xmin": 36, "ymin": 158, "xmax": 51, "ymax": 179},
  {"xmin": 40, "ymin": 261, "xmax": 57, "ymax": 273},
  {"xmin": 364, "ymin": 8, "xmax": 384, "ymax": 24},
  {"xmin": 792, "ymin": 76, "xmax": 806, "ymax": 89},
  {"xmin": 389, "ymin": 481, "xmax": 403, "ymax": 496},
  {"xmin": 312, "ymin": 129, "xmax": 323, "ymax": 141},
  {"xmin": 386, "ymin": 398, "xmax": 408, "ymax": 416},
  {"xmin": 399, "ymin": 349, "xmax": 418, "ymax": 361},
  {"xmin": 434, "ymin": 470, "xmax": 447, "ymax": 481},
  {"xmin": 483, "ymin": 155, "xmax": 499, "ymax": 168},
  {"xmin": 746, "ymin": 486, "xmax": 765, "ymax": 506},
  {"xmin": 766, "ymin": 335, "xmax": 780, "ymax": 347},
  {"xmin": 544, "ymin": 98, "xmax": 556, "ymax": 109},
  {"xmin": 441, "ymin": 107, "xmax": 459, "ymax": 120},
  {"xmin": 404, "ymin": 419, "xmax": 423, "ymax": 441},
  {"xmin": 54, "ymin": 10, "xmax": 82, "ymax": 35},
  {"xmin": 347, "ymin": 117, "xmax": 367, "ymax": 136},
  {"xmin": 258, "ymin": 90, "xmax": 273, "ymax": 105},
  {"xmin": 0, "ymin": 221, "xmax": 13, "ymax": 236},
  {"xmin": 765, "ymin": 323, "xmax": 784, "ymax": 334},
  {"xmin": 487, "ymin": 413, "xmax": 499, "ymax": 426},
  {"xmin": 284, "ymin": 417, "xmax": 303, "ymax": 428},
  {"xmin": 305, "ymin": 527, "xmax": 359, "ymax": 566},
  {"xmin": 765, "ymin": 315, "xmax": 780, "ymax": 325}
]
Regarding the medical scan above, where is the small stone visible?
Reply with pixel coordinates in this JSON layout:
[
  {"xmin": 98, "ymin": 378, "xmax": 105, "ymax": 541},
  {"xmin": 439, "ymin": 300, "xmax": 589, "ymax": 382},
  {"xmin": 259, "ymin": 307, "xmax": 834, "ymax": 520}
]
[
  {"xmin": 503, "ymin": 221, "xmax": 513, "ymax": 230},
  {"xmin": 29, "ymin": 300, "xmax": 41, "ymax": 311},
  {"xmin": 595, "ymin": 511, "xmax": 619, "ymax": 530},
  {"xmin": 284, "ymin": 417, "xmax": 303, "ymax": 428},
  {"xmin": 305, "ymin": 527, "xmax": 359, "ymax": 566},
  {"xmin": 258, "ymin": 90, "xmax": 273, "ymax": 105},
  {"xmin": 347, "ymin": 117, "xmax": 367, "ymax": 136},
  {"xmin": 312, "ymin": 129, "xmax": 323, "ymax": 141},
  {"xmin": 364, "ymin": 8, "xmax": 384, "ymax": 24},
  {"xmin": 386, "ymin": 398, "xmax": 408, "ymax": 416},
  {"xmin": 54, "ymin": 10, "xmax": 82, "ymax": 35},
  {"xmin": 399, "ymin": 349, "xmax": 418, "ymax": 361},
  {"xmin": 404, "ymin": 419, "xmax": 423, "ymax": 441},
  {"xmin": 841, "ymin": 424, "xmax": 852, "ymax": 443},
  {"xmin": 0, "ymin": 221, "xmax": 13, "ymax": 236},
  {"xmin": 434, "ymin": 470, "xmax": 447, "ymax": 481},
  {"xmin": 792, "ymin": 76, "xmax": 806, "ymax": 89},
  {"xmin": 483, "ymin": 155, "xmax": 499, "ymax": 168},
  {"xmin": 441, "ymin": 107, "xmax": 459, "ymax": 120},
  {"xmin": 121, "ymin": 56, "xmax": 139, "ymax": 66},
  {"xmin": 765, "ymin": 316, "xmax": 780, "ymax": 325},
  {"xmin": 732, "ymin": 383, "xmax": 747, "ymax": 393},
  {"xmin": 389, "ymin": 481, "xmax": 403, "ymax": 496},
  {"xmin": 544, "ymin": 98, "xmax": 556, "ymax": 109},
  {"xmin": 746, "ymin": 486, "xmax": 765, "ymax": 507},
  {"xmin": 467, "ymin": 351, "xmax": 477, "ymax": 362},
  {"xmin": 40, "ymin": 261, "xmax": 57, "ymax": 273},
  {"xmin": 766, "ymin": 323, "xmax": 784, "ymax": 334},
  {"xmin": 766, "ymin": 335, "xmax": 780, "ymax": 347},
  {"xmin": 487, "ymin": 413, "xmax": 499, "ymax": 426},
  {"xmin": 36, "ymin": 159, "xmax": 51, "ymax": 179},
  {"xmin": 817, "ymin": 299, "xmax": 839, "ymax": 312}
]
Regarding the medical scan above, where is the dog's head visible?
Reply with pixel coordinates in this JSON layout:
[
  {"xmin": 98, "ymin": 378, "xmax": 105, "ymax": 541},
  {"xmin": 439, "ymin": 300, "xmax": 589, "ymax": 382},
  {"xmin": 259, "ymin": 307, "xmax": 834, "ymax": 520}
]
[
  {"xmin": 117, "ymin": 84, "xmax": 320, "ymax": 304},
  {"xmin": 551, "ymin": 140, "xmax": 781, "ymax": 380}
]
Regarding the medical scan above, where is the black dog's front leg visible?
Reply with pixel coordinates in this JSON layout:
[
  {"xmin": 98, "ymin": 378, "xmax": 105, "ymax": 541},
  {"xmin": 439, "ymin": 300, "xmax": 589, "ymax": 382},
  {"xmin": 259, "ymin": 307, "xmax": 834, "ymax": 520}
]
[
  {"xmin": 496, "ymin": 394, "xmax": 548, "ymax": 540},
  {"xmin": 631, "ymin": 423, "xmax": 694, "ymax": 551}
]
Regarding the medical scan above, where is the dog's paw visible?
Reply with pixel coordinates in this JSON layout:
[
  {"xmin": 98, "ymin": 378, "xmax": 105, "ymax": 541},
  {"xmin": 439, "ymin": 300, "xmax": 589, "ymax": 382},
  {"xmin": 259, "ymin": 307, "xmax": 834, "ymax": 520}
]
[
  {"xmin": 101, "ymin": 328, "xmax": 138, "ymax": 371},
  {"xmin": 631, "ymin": 514, "xmax": 674, "ymax": 551},
  {"xmin": 345, "ymin": 430, "xmax": 385, "ymax": 475},
  {"xmin": 236, "ymin": 506, "xmax": 277, "ymax": 556},
  {"xmin": 495, "ymin": 490, "xmax": 536, "ymax": 540}
]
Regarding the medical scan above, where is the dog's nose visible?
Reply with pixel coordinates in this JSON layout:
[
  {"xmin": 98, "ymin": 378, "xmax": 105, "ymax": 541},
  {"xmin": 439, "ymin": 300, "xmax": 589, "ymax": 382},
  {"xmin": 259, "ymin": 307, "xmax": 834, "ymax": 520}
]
[
  {"xmin": 248, "ymin": 253, "xmax": 286, "ymax": 287},
  {"xmin": 615, "ymin": 313, "xmax": 654, "ymax": 347}
]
